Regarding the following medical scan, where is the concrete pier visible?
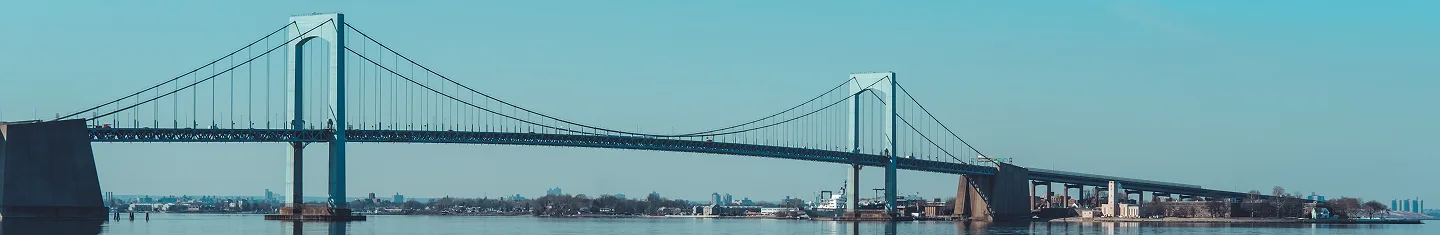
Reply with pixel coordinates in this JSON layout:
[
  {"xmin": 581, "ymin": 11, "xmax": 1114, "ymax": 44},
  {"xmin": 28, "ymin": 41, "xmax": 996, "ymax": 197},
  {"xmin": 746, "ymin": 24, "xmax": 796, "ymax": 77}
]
[
  {"xmin": 955, "ymin": 162, "xmax": 1031, "ymax": 222},
  {"xmin": 0, "ymin": 119, "xmax": 107, "ymax": 219},
  {"xmin": 264, "ymin": 204, "xmax": 366, "ymax": 221}
]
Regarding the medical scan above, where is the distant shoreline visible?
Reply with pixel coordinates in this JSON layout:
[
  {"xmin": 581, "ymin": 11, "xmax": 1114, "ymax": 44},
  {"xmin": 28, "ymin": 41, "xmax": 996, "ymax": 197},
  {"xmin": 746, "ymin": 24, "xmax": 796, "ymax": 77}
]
[{"xmin": 1049, "ymin": 217, "xmax": 1424, "ymax": 224}]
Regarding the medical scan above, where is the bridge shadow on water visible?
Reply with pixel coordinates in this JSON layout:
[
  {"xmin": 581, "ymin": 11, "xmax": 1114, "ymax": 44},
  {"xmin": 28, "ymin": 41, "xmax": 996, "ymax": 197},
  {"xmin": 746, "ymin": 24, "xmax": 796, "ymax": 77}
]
[
  {"xmin": 0, "ymin": 219, "xmax": 354, "ymax": 235},
  {"xmin": 0, "ymin": 219, "xmax": 104, "ymax": 235},
  {"xmin": 287, "ymin": 221, "xmax": 350, "ymax": 235}
]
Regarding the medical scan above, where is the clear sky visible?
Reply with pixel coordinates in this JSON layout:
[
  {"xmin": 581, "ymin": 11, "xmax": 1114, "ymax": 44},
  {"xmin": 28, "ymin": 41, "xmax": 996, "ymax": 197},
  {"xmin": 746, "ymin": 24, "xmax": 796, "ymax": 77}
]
[{"xmin": 1, "ymin": 1, "xmax": 1436, "ymax": 203}]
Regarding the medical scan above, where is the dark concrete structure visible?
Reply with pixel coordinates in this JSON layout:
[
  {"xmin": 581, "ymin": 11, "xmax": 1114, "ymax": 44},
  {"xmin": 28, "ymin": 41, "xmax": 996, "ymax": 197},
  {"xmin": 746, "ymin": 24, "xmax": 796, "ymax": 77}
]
[
  {"xmin": 264, "ymin": 204, "xmax": 366, "ymax": 221},
  {"xmin": 955, "ymin": 162, "xmax": 1030, "ymax": 222},
  {"xmin": 0, "ymin": 119, "xmax": 107, "ymax": 219}
]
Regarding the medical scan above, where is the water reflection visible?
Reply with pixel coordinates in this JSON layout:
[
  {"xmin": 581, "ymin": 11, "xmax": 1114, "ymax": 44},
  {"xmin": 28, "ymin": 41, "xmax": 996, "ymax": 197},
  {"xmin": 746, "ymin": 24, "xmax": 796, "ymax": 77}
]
[
  {"xmin": 844, "ymin": 222, "xmax": 898, "ymax": 235},
  {"xmin": 0, "ymin": 218, "xmax": 104, "ymax": 235},
  {"xmin": 287, "ymin": 221, "xmax": 350, "ymax": 235}
]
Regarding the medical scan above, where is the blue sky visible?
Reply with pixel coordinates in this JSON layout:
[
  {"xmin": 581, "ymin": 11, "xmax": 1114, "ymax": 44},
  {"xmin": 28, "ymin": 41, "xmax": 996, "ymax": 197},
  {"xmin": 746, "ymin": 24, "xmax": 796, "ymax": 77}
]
[{"xmin": 2, "ymin": 1, "xmax": 1436, "ymax": 203}]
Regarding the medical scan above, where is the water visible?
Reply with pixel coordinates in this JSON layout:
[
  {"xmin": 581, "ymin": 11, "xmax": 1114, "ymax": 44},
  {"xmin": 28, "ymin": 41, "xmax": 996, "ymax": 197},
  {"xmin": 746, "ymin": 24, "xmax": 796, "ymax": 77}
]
[{"xmin": 7, "ymin": 214, "xmax": 1435, "ymax": 235}]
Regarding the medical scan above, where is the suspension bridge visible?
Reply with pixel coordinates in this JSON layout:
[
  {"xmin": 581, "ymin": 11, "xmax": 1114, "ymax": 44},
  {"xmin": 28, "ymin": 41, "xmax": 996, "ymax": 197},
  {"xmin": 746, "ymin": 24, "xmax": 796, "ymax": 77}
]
[{"xmin": 1, "ymin": 13, "xmax": 1276, "ymax": 221}]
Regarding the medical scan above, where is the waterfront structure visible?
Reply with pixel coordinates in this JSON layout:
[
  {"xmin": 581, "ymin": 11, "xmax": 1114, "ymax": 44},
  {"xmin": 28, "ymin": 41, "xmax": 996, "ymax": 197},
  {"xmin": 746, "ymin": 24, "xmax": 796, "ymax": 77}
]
[{"xmin": 13, "ymin": 13, "xmax": 1317, "ymax": 222}]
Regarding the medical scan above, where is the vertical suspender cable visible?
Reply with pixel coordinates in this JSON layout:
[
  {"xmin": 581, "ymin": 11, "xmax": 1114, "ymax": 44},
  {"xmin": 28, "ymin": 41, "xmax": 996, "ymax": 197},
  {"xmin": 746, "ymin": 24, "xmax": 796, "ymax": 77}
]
[
  {"xmin": 247, "ymin": 40, "xmax": 253, "ymax": 128},
  {"xmin": 265, "ymin": 35, "xmax": 271, "ymax": 129},
  {"xmin": 229, "ymin": 54, "xmax": 235, "ymax": 127}
]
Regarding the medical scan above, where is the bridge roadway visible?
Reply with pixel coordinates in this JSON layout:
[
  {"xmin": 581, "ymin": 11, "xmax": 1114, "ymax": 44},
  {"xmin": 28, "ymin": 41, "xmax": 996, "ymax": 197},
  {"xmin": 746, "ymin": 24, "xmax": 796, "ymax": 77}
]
[{"xmin": 89, "ymin": 127, "xmax": 1262, "ymax": 200}]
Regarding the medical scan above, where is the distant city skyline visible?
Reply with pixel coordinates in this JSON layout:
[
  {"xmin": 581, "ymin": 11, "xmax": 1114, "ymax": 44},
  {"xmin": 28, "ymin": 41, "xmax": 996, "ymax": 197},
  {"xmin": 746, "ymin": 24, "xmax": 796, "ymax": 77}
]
[
  {"xmin": 3, "ymin": 1, "xmax": 1436, "ymax": 204},
  {"xmin": 106, "ymin": 188, "xmax": 800, "ymax": 205}
]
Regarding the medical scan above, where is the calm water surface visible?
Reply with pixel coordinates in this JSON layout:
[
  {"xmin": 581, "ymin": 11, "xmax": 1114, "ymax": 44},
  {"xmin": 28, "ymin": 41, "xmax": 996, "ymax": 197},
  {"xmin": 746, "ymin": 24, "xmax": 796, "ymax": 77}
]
[{"xmin": 5, "ymin": 214, "xmax": 1435, "ymax": 235}]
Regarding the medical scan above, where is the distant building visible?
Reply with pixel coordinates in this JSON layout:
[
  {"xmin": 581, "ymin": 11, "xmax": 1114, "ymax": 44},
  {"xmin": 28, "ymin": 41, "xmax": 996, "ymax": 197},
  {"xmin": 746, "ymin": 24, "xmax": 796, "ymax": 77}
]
[
  {"xmin": 507, "ymin": 194, "xmax": 525, "ymax": 201},
  {"xmin": 393, "ymin": 193, "xmax": 405, "ymax": 203},
  {"xmin": 711, "ymin": 193, "xmax": 722, "ymax": 206},
  {"xmin": 723, "ymin": 194, "xmax": 733, "ymax": 205},
  {"xmin": 615, "ymin": 194, "xmax": 627, "ymax": 200},
  {"xmin": 264, "ymin": 189, "xmax": 275, "ymax": 202},
  {"xmin": 547, "ymin": 187, "xmax": 564, "ymax": 196},
  {"xmin": 1388, "ymin": 198, "xmax": 1429, "ymax": 213}
]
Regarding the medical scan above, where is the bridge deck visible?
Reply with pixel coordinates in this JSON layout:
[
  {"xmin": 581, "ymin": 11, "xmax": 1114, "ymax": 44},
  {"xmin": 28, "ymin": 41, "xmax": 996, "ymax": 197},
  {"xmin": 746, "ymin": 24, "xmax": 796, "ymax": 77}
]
[
  {"xmin": 89, "ymin": 128, "xmax": 1267, "ymax": 199},
  {"xmin": 88, "ymin": 128, "xmax": 997, "ymax": 176}
]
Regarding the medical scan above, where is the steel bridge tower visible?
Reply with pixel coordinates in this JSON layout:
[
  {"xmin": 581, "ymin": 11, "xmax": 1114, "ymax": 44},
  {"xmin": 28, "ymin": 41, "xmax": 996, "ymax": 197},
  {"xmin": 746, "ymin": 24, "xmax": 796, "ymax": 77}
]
[
  {"xmin": 846, "ymin": 72, "xmax": 898, "ymax": 215},
  {"xmin": 284, "ymin": 13, "xmax": 348, "ymax": 213}
]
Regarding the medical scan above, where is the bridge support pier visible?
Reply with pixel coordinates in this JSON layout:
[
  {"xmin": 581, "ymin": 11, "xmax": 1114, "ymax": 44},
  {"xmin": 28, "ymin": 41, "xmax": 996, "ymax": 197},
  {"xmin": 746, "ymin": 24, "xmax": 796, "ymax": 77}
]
[
  {"xmin": 954, "ymin": 162, "xmax": 1030, "ymax": 222},
  {"xmin": 884, "ymin": 154, "xmax": 897, "ymax": 215},
  {"xmin": 1064, "ymin": 184, "xmax": 1082, "ymax": 208},
  {"xmin": 1048, "ymin": 181, "xmax": 1059, "ymax": 207},
  {"xmin": 1029, "ymin": 181, "xmax": 1036, "ymax": 211},
  {"xmin": 328, "ymin": 138, "xmax": 346, "ymax": 210},
  {"xmin": 0, "ymin": 119, "xmax": 107, "ymax": 219},
  {"xmin": 1095, "ymin": 186, "xmax": 1107, "ymax": 208},
  {"xmin": 286, "ymin": 142, "xmax": 304, "ymax": 215}
]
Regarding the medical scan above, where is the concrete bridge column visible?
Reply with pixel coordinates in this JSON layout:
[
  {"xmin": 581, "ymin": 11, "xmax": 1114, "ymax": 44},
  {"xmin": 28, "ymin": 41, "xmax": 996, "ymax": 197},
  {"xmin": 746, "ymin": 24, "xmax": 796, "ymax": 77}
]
[
  {"xmin": 1029, "ymin": 181, "xmax": 1051, "ymax": 210},
  {"xmin": 1064, "ymin": 184, "xmax": 1082, "ymax": 208},
  {"xmin": 1095, "ymin": 186, "xmax": 1107, "ymax": 208},
  {"xmin": 286, "ymin": 142, "xmax": 304, "ymax": 214},
  {"xmin": 1029, "ymin": 181, "xmax": 1037, "ymax": 211},
  {"xmin": 1048, "ymin": 182, "xmax": 1059, "ymax": 206}
]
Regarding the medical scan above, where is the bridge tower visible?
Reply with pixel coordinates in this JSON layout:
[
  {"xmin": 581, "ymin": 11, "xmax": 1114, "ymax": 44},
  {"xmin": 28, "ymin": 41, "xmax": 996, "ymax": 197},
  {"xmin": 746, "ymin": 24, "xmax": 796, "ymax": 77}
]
[
  {"xmin": 846, "ymin": 72, "xmax": 898, "ymax": 215},
  {"xmin": 283, "ymin": 13, "xmax": 348, "ymax": 213}
]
